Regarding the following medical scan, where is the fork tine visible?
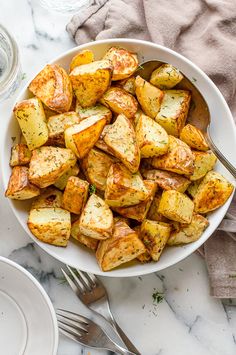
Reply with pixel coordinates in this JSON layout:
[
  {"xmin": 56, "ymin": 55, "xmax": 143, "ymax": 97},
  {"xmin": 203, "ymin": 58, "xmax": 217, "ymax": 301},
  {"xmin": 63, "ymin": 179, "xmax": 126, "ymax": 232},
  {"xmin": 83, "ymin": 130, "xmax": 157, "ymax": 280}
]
[
  {"xmin": 61, "ymin": 268, "xmax": 84, "ymax": 295},
  {"xmin": 56, "ymin": 309, "xmax": 89, "ymax": 326},
  {"xmin": 57, "ymin": 315, "xmax": 88, "ymax": 333},
  {"xmin": 58, "ymin": 320, "xmax": 83, "ymax": 338},
  {"xmin": 58, "ymin": 325, "xmax": 81, "ymax": 344},
  {"xmin": 66, "ymin": 265, "xmax": 86, "ymax": 293},
  {"xmin": 75, "ymin": 269, "xmax": 94, "ymax": 290}
]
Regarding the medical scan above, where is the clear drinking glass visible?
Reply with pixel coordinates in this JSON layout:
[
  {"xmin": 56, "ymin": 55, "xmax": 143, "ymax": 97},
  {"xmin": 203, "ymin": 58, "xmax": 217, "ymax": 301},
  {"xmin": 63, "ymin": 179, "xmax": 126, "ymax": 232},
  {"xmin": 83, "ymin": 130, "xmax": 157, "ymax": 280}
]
[
  {"xmin": 39, "ymin": 0, "xmax": 94, "ymax": 13},
  {"xmin": 0, "ymin": 25, "xmax": 21, "ymax": 102}
]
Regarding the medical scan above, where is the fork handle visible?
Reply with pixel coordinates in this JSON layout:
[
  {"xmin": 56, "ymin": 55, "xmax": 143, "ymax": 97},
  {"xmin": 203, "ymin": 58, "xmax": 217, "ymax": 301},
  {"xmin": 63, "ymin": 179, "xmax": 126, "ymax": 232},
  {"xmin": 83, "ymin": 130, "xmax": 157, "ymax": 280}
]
[{"xmin": 111, "ymin": 320, "xmax": 141, "ymax": 355}]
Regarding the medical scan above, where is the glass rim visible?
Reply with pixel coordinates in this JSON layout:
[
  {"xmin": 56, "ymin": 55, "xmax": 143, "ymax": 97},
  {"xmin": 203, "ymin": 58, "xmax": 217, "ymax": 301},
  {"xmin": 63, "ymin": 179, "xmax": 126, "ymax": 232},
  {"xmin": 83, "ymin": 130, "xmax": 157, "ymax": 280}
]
[{"xmin": 0, "ymin": 24, "xmax": 20, "ymax": 95}]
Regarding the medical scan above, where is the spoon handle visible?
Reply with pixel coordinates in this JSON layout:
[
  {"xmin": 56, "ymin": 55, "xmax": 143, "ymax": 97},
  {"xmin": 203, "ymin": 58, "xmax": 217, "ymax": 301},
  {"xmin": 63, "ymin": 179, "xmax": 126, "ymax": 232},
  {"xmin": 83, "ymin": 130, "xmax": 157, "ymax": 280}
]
[{"xmin": 206, "ymin": 128, "xmax": 236, "ymax": 179}]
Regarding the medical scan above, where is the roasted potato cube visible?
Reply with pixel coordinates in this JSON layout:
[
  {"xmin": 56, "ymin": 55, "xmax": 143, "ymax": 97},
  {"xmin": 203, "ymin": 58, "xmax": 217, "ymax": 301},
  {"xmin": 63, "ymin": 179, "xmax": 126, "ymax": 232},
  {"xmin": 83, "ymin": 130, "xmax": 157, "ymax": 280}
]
[
  {"xmin": 147, "ymin": 194, "xmax": 170, "ymax": 223},
  {"xmin": 29, "ymin": 146, "xmax": 77, "ymax": 188},
  {"xmin": 142, "ymin": 169, "xmax": 191, "ymax": 193},
  {"xmin": 180, "ymin": 124, "xmax": 208, "ymax": 151},
  {"xmin": 135, "ymin": 76, "xmax": 164, "ymax": 118},
  {"xmin": 71, "ymin": 219, "xmax": 98, "ymax": 250},
  {"xmin": 103, "ymin": 46, "xmax": 138, "ymax": 81},
  {"xmin": 81, "ymin": 148, "xmax": 116, "ymax": 191},
  {"xmin": 140, "ymin": 220, "xmax": 171, "ymax": 261},
  {"xmin": 13, "ymin": 97, "xmax": 48, "ymax": 150},
  {"xmin": 187, "ymin": 179, "xmax": 202, "ymax": 199},
  {"xmin": 105, "ymin": 163, "xmax": 149, "ymax": 207},
  {"xmin": 10, "ymin": 144, "xmax": 31, "ymax": 167},
  {"xmin": 69, "ymin": 60, "xmax": 113, "ymax": 107},
  {"xmin": 158, "ymin": 190, "xmax": 194, "ymax": 223},
  {"xmin": 151, "ymin": 135, "xmax": 194, "ymax": 175},
  {"xmin": 103, "ymin": 114, "xmax": 140, "ymax": 173},
  {"xmin": 116, "ymin": 76, "xmax": 136, "ymax": 95},
  {"xmin": 96, "ymin": 220, "xmax": 146, "ymax": 271},
  {"xmin": 79, "ymin": 194, "xmax": 113, "ymax": 239},
  {"xmin": 69, "ymin": 49, "xmax": 94, "ymax": 72},
  {"xmin": 112, "ymin": 180, "xmax": 157, "ymax": 222},
  {"xmin": 65, "ymin": 115, "xmax": 106, "ymax": 158},
  {"xmin": 100, "ymin": 87, "xmax": 138, "ymax": 119},
  {"xmin": 194, "ymin": 171, "xmax": 234, "ymax": 213},
  {"xmin": 167, "ymin": 214, "xmax": 209, "ymax": 245},
  {"xmin": 150, "ymin": 64, "xmax": 183, "ymax": 89},
  {"xmin": 29, "ymin": 64, "xmax": 73, "ymax": 113},
  {"xmin": 5, "ymin": 166, "xmax": 40, "ymax": 200},
  {"xmin": 135, "ymin": 113, "xmax": 169, "ymax": 158},
  {"xmin": 31, "ymin": 187, "xmax": 62, "ymax": 209},
  {"xmin": 75, "ymin": 103, "xmax": 112, "ymax": 124},
  {"xmin": 155, "ymin": 90, "xmax": 191, "ymax": 137},
  {"xmin": 62, "ymin": 176, "xmax": 89, "ymax": 214},
  {"xmin": 95, "ymin": 125, "xmax": 115, "ymax": 156},
  {"xmin": 27, "ymin": 207, "xmax": 71, "ymax": 246},
  {"xmin": 54, "ymin": 163, "xmax": 79, "ymax": 190},
  {"xmin": 190, "ymin": 151, "xmax": 217, "ymax": 181},
  {"xmin": 47, "ymin": 111, "xmax": 81, "ymax": 146}
]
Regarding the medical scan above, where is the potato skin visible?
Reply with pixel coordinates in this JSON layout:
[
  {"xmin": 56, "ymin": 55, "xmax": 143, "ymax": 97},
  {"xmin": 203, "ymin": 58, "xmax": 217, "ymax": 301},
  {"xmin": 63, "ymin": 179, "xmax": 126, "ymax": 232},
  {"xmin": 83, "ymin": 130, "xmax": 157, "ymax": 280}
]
[
  {"xmin": 180, "ymin": 124, "xmax": 208, "ymax": 151},
  {"xmin": 158, "ymin": 190, "xmax": 194, "ymax": 224},
  {"xmin": 150, "ymin": 64, "xmax": 183, "ymax": 89},
  {"xmin": 69, "ymin": 60, "xmax": 113, "ymax": 107},
  {"xmin": 29, "ymin": 146, "xmax": 77, "ymax": 188},
  {"xmin": 29, "ymin": 64, "xmax": 73, "ymax": 113},
  {"xmin": 31, "ymin": 187, "xmax": 63, "ymax": 209},
  {"xmin": 27, "ymin": 207, "xmax": 71, "ymax": 246},
  {"xmin": 62, "ymin": 176, "xmax": 89, "ymax": 214},
  {"xmin": 69, "ymin": 49, "xmax": 94, "ymax": 72},
  {"xmin": 167, "ymin": 214, "xmax": 209, "ymax": 245},
  {"xmin": 103, "ymin": 47, "xmax": 138, "ymax": 81},
  {"xmin": 142, "ymin": 169, "xmax": 190, "ymax": 193},
  {"xmin": 100, "ymin": 87, "xmax": 138, "ymax": 119},
  {"xmin": 190, "ymin": 150, "xmax": 217, "ymax": 181},
  {"xmin": 103, "ymin": 114, "xmax": 140, "ymax": 173},
  {"xmin": 5, "ymin": 166, "xmax": 40, "ymax": 200},
  {"xmin": 116, "ymin": 76, "xmax": 136, "ymax": 95},
  {"xmin": 135, "ymin": 75, "xmax": 164, "ymax": 119},
  {"xmin": 152, "ymin": 135, "xmax": 194, "ymax": 175},
  {"xmin": 194, "ymin": 171, "xmax": 234, "ymax": 213},
  {"xmin": 71, "ymin": 219, "xmax": 98, "ymax": 250},
  {"xmin": 10, "ymin": 144, "xmax": 31, "ymax": 167},
  {"xmin": 147, "ymin": 194, "xmax": 170, "ymax": 223},
  {"xmin": 14, "ymin": 98, "xmax": 48, "ymax": 151},
  {"xmin": 96, "ymin": 220, "xmax": 146, "ymax": 271}
]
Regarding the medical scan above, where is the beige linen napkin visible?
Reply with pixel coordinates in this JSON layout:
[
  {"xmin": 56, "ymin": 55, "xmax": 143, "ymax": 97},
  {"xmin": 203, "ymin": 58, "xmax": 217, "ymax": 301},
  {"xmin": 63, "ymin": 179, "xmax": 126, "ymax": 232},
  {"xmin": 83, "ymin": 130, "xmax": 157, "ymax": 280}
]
[{"xmin": 67, "ymin": 0, "xmax": 236, "ymax": 297}]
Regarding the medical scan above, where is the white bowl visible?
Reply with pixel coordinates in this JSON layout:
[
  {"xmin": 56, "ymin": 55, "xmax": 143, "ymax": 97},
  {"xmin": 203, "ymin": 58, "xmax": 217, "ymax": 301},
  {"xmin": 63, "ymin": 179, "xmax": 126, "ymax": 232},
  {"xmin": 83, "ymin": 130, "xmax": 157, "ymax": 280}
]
[
  {"xmin": 0, "ymin": 257, "xmax": 58, "ymax": 355},
  {"xmin": 2, "ymin": 39, "xmax": 236, "ymax": 277}
]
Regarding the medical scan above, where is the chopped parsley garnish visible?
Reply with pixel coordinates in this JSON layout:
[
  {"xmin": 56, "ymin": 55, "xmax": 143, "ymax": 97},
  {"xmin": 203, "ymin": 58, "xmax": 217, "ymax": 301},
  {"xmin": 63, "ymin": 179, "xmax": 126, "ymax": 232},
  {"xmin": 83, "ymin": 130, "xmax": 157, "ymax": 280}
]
[
  {"xmin": 89, "ymin": 184, "xmax": 96, "ymax": 195},
  {"xmin": 152, "ymin": 291, "xmax": 164, "ymax": 304}
]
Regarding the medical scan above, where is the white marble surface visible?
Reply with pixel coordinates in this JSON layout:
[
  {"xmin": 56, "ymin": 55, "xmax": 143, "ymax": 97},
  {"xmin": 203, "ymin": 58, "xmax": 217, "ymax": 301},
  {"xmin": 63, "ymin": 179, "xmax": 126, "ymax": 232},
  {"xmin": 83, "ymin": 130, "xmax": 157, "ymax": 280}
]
[{"xmin": 0, "ymin": 1, "xmax": 236, "ymax": 354}]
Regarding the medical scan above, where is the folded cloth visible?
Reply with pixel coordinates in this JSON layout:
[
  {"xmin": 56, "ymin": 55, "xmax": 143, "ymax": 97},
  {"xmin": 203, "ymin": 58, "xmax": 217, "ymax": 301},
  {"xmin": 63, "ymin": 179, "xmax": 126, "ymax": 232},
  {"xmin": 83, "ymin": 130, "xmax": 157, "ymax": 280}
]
[{"xmin": 67, "ymin": 0, "xmax": 236, "ymax": 297}]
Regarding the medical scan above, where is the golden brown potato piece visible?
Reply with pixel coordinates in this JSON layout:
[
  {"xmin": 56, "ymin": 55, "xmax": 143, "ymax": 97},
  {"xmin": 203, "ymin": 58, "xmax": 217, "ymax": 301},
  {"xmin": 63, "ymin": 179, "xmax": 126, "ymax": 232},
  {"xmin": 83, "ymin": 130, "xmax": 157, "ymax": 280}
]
[
  {"xmin": 29, "ymin": 146, "xmax": 77, "ymax": 188},
  {"xmin": 103, "ymin": 47, "xmax": 138, "ymax": 81},
  {"xmin": 134, "ymin": 225, "xmax": 152, "ymax": 263},
  {"xmin": 95, "ymin": 125, "xmax": 115, "ymax": 156},
  {"xmin": 158, "ymin": 190, "xmax": 194, "ymax": 224},
  {"xmin": 151, "ymin": 135, "xmax": 194, "ymax": 175},
  {"xmin": 14, "ymin": 97, "xmax": 48, "ymax": 150},
  {"xmin": 100, "ymin": 87, "xmax": 138, "ymax": 119},
  {"xmin": 150, "ymin": 64, "xmax": 183, "ymax": 89},
  {"xmin": 62, "ymin": 177, "xmax": 89, "ymax": 214},
  {"xmin": 135, "ymin": 75, "xmax": 164, "ymax": 118},
  {"xmin": 75, "ymin": 103, "xmax": 112, "ymax": 124},
  {"xmin": 10, "ymin": 144, "xmax": 31, "ymax": 167},
  {"xmin": 65, "ymin": 115, "xmax": 106, "ymax": 159},
  {"xmin": 180, "ymin": 124, "xmax": 209, "ymax": 151},
  {"xmin": 47, "ymin": 111, "xmax": 81, "ymax": 146},
  {"xmin": 190, "ymin": 151, "xmax": 217, "ymax": 181},
  {"xmin": 5, "ymin": 166, "xmax": 40, "ymax": 200},
  {"xmin": 167, "ymin": 214, "xmax": 209, "ymax": 245},
  {"xmin": 69, "ymin": 60, "xmax": 113, "ymax": 107},
  {"xmin": 31, "ymin": 187, "xmax": 62, "ymax": 209},
  {"xmin": 27, "ymin": 207, "xmax": 71, "ymax": 246},
  {"xmin": 79, "ymin": 194, "xmax": 113, "ymax": 239},
  {"xmin": 105, "ymin": 163, "xmax": 149, "ymax": 207},
  {"xmin": 69, "ymin": 49, "xmax": 94, "ymax": 72},
  {"xmin": 71, "ymin": 219, "xmax": 98, "ymax": 250},
  {"xmin": 194, "ymin": 171, "xmax": 234, "ymax": 213},
  {"xmin": 81, "ymin": 148, "xmax": 116, "ymax": 191},
  {"xmin": 142, "ymin": 169, "xmax": 191, "ymax": 193},
  {"xmin": 139, "ymin": 220, "xmax": 171, "ymax": 261},
  {"xmin": 54, "ymin": 164, "xmax": 80, "ymax": 190},
  {"xmin": 147, "ymin": 194, "xmax": 170, "ymax": 223},
  {"xmin": 29, "ymin": 64, "xmax": 73, "ymax": 113},
  {"xmin": 112, "ymin": 180, "xmax": 157, "ymax": 222},
  {"xmin": 187, "ymin": 179, "xmax": 203, "ymax": 199},
  {"xmin": 155, "ymin": 90, "xmax": 191, "ymax": 137},
  {"xmin": 103, "ymin": 114, "xmax": 140, "ymax": 173},
  {"xmin": 135, "ymin": 113, "xmax": 169, "ymax": 158},
  {"xmin": 96, "ymin": 220, "xmax": 146, "ymax": 271},
  {"xmin": 116, "ymin": 76, "xmax": 136, "ymax": 95}
]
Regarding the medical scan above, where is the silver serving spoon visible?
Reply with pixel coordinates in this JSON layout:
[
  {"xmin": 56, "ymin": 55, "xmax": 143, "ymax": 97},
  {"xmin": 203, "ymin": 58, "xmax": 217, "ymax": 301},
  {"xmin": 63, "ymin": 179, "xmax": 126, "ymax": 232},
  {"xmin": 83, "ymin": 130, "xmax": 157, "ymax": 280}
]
[{"xmin": 136, "ymin": 60, "xmax": 236, "ymax": 178}]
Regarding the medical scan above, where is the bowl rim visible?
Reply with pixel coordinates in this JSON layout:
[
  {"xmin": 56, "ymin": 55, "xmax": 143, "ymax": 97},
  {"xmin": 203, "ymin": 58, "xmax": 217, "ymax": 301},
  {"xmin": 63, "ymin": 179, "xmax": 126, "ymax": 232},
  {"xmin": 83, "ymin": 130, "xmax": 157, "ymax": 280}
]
[{"xmin": 2, "ymin": 38, "xmax": 236, "ymax": 277}]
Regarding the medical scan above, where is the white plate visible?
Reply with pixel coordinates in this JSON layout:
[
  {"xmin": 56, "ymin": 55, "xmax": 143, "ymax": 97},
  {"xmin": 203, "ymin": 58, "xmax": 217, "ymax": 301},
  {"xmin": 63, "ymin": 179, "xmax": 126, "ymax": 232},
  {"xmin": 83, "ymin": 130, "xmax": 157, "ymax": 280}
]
[
  {"xmin": 1, "ymin": 39, "xmax": 236, "ymax": 277},
  {"xmin": 0, "ymin": 257, "xmax": 58, "ymax": 355}
]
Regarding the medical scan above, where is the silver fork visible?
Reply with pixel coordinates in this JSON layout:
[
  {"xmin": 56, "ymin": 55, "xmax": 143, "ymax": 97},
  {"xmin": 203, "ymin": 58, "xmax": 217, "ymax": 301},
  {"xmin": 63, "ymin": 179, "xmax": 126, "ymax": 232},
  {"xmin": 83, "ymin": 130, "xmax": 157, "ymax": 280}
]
[
  {"xmin": 56, "ymin": 308, "xmax": 136, "ymax": 355},
  {"xmin": 61, "ymin": 266, "xmax": 140, "ymax": 354}
]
